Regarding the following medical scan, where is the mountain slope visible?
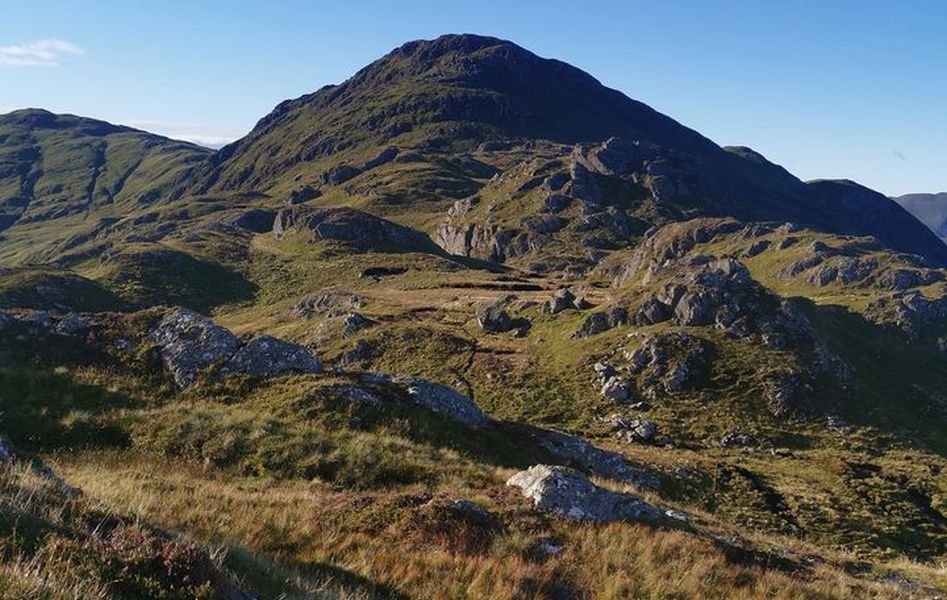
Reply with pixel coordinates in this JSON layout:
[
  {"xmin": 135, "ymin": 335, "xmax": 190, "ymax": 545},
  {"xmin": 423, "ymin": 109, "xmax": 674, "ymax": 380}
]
[
  {"xmin": 181, "ymin": 33, "xmax": 947, "ymax": 267},
  {"xmin": 895, "ymin": 192, "xmax": 947, "ymax": 241}
]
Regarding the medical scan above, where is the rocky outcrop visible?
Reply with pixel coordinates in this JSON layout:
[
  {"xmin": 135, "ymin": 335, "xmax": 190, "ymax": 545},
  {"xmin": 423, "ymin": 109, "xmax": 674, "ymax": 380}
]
[
  {"xmin": 273, "ymin": 206, "xmax": 432, "ymax": 252},
  {"xmin": 406, "ymin": 378, "xmax": 490, "ymax": 429},
  {"xmin": 293, "ymin": 290, "xmax": 366, "ymax": 319},
  {"xmin": 287, "ymin": 185, "xmax": 321, "ymax": 205},
  {"xmin": 435, "ymin": 220, "xmax": 550, "ymax": 263},
  {"xmin": 538, "ymin": 430, "xmax": 659, "ymax": 490},
  {"xmin": 742, "ymin": 240, "xmax": 771, "ymax": 258},
  {"xmin": 718, "ymin": 431, "xmax": 758, "ymax": 449},
  {"xmin": 625, "ymin": 332, "xmax": 711, "ymax": 397},
  {"xmin": 150, "ymin": 308, "xmax": 243, "ymax": 387},
  {"xmin": 220, "ymin": 336, "xmax": 322, "ymax": 377},
  {"xmin": 616, "ymin": 218, "xmax": 743, "ymax": 286},
  {"xmin": 574, "ymin": 306, "xmax": 628, "ymax": 338},
  {"xmin": 547, "ymin": 288, "xmax": 578, "ymax": 314},
  {"xmin": 151, "ymin": 308, "xmax": 321, "ymax": 387},
  {"xmin": 506, "ymin": 465, "xmax": 667, "ymax": 523},
  {"xmin": 341, "ymin": 312, "xmax": 375, "ymax": 337},
  {"xmin": 475, "ymin": 296, "xmax": 514, "ymax": 332},
  {"xmin": 608, "ymin": 416, "xmax": 666, "ymax": 446},
  {"xmin": 600, "ymin": 376, "xmax": 633, "ymax": 403}
]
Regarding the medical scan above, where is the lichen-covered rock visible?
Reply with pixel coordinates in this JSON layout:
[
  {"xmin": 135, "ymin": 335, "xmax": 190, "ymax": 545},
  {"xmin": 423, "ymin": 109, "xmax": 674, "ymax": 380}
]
[
  {"xmin": 538, "ymin": 430, "xmax": 659, "ymax": 490},
  {"xmin": 150, "ymin": 308, "xmax": 242, "ymax": 387},
  {"xmin": 600, "ymin": 376, "xmax": 632, "ymax": 403},
  {"xmin": 506, "ymin": 465, "xmax": 666, "ymax": 523},
  {"xmin": 358, "ymin": 372, "xmax": 490, "ymax": 428},
  {"xmin": 763, "ymin": 372, "xmax": 804, "ymax": 418},
  {"xmin": 220, "ymin": 336, "xmax": 322, "ymax": 378},
  {"xmin": 325, "ymin": 384, "xmax": 381, "ymax": 406},
  {"xmin": 612, "ymin": 417, "xmax": 661, "ymax": 445}
]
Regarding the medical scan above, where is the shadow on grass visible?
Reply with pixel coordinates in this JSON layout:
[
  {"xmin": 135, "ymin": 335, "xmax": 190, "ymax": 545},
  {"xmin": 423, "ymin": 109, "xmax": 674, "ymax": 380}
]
[
  {"xmin": 797, "ymin": 297, "xmax": 947, "ymax": 458},
  {"xmin": 226, "ymin": 545, "xmax": 413, "ymax": 600}
]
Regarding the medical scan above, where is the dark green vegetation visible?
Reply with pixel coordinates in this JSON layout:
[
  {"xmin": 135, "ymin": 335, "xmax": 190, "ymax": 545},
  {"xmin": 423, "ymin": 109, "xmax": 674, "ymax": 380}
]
[{"xmin": 1, "ymin": 34, "xmax": 945, "ymax": 599}]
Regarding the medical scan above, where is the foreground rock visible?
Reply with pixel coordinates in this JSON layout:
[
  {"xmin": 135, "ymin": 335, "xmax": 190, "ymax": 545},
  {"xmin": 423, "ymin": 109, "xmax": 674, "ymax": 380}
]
[
  {"xmin": 507, "ymin": 465, "xmax": 668, "ymax": 523},
  {"xmin": 151, "ymin": 308, "xmax": 321, "ymax": 387}
]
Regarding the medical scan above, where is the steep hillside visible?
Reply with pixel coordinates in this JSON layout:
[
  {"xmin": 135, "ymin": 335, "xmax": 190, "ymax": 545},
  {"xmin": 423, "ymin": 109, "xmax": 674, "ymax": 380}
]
[{"xmin": 896, "ymin": 192, "xmax": 947, "ymax": 241}]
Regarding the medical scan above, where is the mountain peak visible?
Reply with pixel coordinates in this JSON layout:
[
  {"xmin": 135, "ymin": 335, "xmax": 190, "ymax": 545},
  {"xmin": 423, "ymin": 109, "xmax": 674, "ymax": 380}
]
[{"xmin": 391, "ymin": 33, "xmax": 520, "ymax": 58}]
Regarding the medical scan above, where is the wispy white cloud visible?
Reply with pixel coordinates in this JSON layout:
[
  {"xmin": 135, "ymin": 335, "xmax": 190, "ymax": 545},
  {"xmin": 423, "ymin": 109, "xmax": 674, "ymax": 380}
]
[
  {"xmin": 0, "ymin": 39, "xmax": 84, "ymax": 68},
  {"xmin": 121, "ymin": 119, "xmax": 244, "ymax": 148}
]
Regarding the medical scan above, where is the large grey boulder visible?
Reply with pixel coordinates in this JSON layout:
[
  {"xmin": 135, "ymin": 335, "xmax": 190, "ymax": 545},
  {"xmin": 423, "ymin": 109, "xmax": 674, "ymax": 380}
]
[
  {"xmin": 538, "ymin": 430, "xmax": 659, "ymax": 490},
  {"xmin": 221, "ymin": 336, "xmax": 322, "ymax": 377},
  {"xmin": 151, "ymin": 308, "xmax": 242, "ymax": 387},
  {"xmin": 506, "ymin": 465, "xmax": 666, "ymax": 523}
]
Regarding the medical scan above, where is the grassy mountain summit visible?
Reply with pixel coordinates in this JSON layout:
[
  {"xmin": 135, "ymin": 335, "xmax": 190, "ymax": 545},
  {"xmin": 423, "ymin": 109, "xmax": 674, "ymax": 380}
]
[{"xmin": 1, "ymin": 34, "xmax": 946, "ymax": 600}]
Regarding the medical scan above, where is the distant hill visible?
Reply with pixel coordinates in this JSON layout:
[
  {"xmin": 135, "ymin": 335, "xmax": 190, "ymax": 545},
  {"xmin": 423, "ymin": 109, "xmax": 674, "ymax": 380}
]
[
  {"xmin": 895, "ymin": 192, "xmax": 947, "ymax": 241},
  {"xmin": 0, "ymin": 108, "xmax": 210, "ymax": 232}
]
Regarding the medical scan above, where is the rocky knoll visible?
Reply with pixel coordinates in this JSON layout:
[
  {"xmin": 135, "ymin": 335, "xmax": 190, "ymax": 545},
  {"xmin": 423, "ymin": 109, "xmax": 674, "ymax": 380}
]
[
  {"xmin": 506, "ymin": 465, "xmax": 669, "ymax": 523},
  {"xmin": 273, "ymin": 206, "xmax": 434, "ymax": 252},
  {"xmin": 586, "ymin": 220, "xmax": 853, "ymax": 416}
]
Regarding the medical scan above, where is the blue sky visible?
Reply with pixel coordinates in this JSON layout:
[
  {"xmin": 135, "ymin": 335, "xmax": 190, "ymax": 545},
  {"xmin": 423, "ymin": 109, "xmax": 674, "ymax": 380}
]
[{"xmin": 1, "ymin": 0, "xmax": 944, "ymax": 195}]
